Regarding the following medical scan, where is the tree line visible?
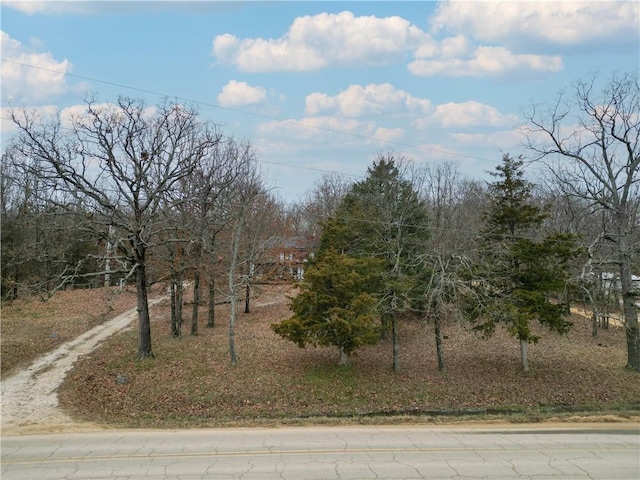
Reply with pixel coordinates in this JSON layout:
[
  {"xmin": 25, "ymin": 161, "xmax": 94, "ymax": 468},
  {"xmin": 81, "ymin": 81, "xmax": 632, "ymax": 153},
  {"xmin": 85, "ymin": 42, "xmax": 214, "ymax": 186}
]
[
  {"xmin": 2, "ymin": 73, "xmax": 638, "ymax": 371},
  {"xmin": 277, "ymin": 73, "xmax": 639, "ymax": 372},
  {"xmin": 2, "ymin": 97, "xmax": 285, "ymax": 362}
]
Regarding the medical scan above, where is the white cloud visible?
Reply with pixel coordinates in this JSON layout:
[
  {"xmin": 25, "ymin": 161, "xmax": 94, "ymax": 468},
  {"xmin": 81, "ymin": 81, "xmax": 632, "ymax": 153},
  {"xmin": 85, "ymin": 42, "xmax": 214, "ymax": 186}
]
[
  {"xmin": 431, "ymin": 0, "xmax": 639, "ymax": 49},
  {"xmin": 4, "ymin": 103, "xmax": 163, "ymax": 137},
  {"xmin": 415, "ymin": 101, "xmax": 519, "ymax": 129},
  {"xmin": 59, "ymin": 103, "xmax": 115, "ymax": 128},
  {"xmin": 305, "ymin": 93, "xmax": 335, "ymax": 116},
  {"xmin": 19, "ymin": 103, "xmax": 156, "ymax": 131},
  {"xmin": 373, "ymin": 127, "xmax": 405, "ymax": 143},
  {"xmin": 255, "ymin": 116, "xmax": 409, "ymax": 175},
  {"xmin": 3, "ymin": 1, "xmax": 229, "ymax": 15},
  {"xmin": 217, "ymin": 80, "xmax": 267, "ymax": 107},
  {"xmin": 2, "ymin": 1, "xmax": 92, "ymax": 15},
  {"xmin": 258, "ymin": 116, "xmax": 378, "ymax": 143},
  {"xmin": 212, "ymin": 11, "xmax": 427, "ymax": 72},
  {"xmin": 211, "ymin": 8, "xmax": 593, "ymax": 78},
  {"xmin": 0, "ymin": 108, "xmax": 18, "ymax": 136},
  {"xmin": 409, "ymin": 45, "xmax": 562, "ymax": 77},
  {"xmin": 1, "ymin": 31, "xmax": 72, "ymax": 103},
  {"xmin": 414, "ymin": 142, "xmax": 475, "ymax": 164},
  {"xmin": 414, "ymin": 34, "xmax": 471, "ymax": 59},
  {"xmin": 213, "ymin": 33, "xmax": 326, "ymax": 72},
  {"xmin": 452, "ymin": 129, "xmax": 524, "ymax": 150},
  {"xmin": 305, "ymin": 83, "xmax": 431, "ymax": 118},
  {"xmin": 1, "ymin": 105, "xmax": 59, "ymax": 137}
]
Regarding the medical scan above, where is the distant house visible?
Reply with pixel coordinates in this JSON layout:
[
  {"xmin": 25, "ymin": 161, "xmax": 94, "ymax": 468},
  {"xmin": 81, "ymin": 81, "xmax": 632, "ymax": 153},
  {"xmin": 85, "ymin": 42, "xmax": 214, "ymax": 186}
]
[
  {"xmin": 257, "ymin": 236, "xmax": 318, "ymax": 281},
  {"xmin": 596, "ymin": 272, "xmax": 640, "ymax": 293}
]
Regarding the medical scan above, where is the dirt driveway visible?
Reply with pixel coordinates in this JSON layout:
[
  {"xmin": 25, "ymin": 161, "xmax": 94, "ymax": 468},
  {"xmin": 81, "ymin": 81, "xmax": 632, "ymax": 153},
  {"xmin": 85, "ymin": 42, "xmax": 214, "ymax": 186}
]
[
  {"xmin": 0, "ymin": 291, "xmax": 292, "ymax": 436},
  {"xmin": 0, "ymin": 298, "xmax": 166, "ymax": 435}
]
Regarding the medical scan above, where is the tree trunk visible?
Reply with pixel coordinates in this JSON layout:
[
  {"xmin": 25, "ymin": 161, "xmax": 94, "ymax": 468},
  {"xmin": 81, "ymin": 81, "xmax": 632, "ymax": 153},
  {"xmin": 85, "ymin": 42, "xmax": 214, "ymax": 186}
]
[
  {"xmin": 104, "ymin": 225, "xmax": 114, "ymax": 287},
  {"xmin": 206, "ymin": 273, "xmax": 215, "ymax": 328},
  {"xmin": 206, "ymin": 235, "xmax": 217, "ymax": 328},
  {"xmin": 392, "ymin": 315, "xmax": 400, "ymax": 371},
  {"xmin": 338, "ymin": 346, "xmax": 348, "ymax": 366},
  {"xmin": 582, "ymin": 286, "xmax": 598, "ymax": 338},
  {"xmin": 229, "ymin": 291, "xmax": 238, "ymax": 365},
  {"xmin": 191, "ymin": 270, "xmax": 200, "ymax": 335},
  {"xmin": 104, "ymin": 252, "xmax": 111, "ymax": 287},
  {"xmin": 170, "ymin": 279, "xmax": 180, "ymax": 338},
  {"xmin": 434, "ymin": 306, "xmax": 446, "ymax": 373},
  {"xmin": 380, "ymin": 312, "xmax": 391, "ymax": 340},
  {"xmin": 228, "ymin": 214, "xmax": 245, "ymax": 366},
  {"xmin": 620, "ymin": 252, "xmax": 640, "ymax": 371},
  {"xmin": 11, "ymin": 264, "xmax": 19, "ymax": 299},
  {"xmin": 520, "ymin": 338, "xmax": 529, "ymax": 372},
  {"xmin": 135, "ymin": 261, "xmax": 153, "ymax": 359},
  {"xmin": 563, "ymin": 291, "xmax": 571, "ymax": 315},
  {"xmin": 176, "ymin": 271, "xmax": 183, "ymax": 335},
  {"xmin": 244, "ymin": 283, "xmax": 250, "ymax": 314}
]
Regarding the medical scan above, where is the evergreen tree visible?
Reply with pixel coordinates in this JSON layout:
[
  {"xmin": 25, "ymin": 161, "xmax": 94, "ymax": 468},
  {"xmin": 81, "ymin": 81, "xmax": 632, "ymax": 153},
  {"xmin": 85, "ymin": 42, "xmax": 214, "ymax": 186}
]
[
  {"xmin": 271, "ymin": 250, "xmax": 383, "ymax": 365},
  {"xmin": 472, "ymin": 154, "xmax": 579, "ymax": 371},
  {"xmin": 273, "ymin": 153, "xmax": 428, "ymax": 370},
  {"xmin": 327, "ymin": 153, "xmax": 429, "ymax": 370}
]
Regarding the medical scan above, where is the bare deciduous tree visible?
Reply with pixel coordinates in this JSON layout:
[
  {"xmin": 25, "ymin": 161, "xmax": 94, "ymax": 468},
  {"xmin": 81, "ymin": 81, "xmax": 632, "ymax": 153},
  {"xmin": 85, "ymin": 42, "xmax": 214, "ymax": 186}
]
[
  {"xmin": 241, "ymin": 193, "xmax": 285, "ymax": 314},
  {"xmin": 299, "ymin": 172, "xmax": 353, "ymax": 237},
  {"xmin": 525, "ymin": 72, "xmax": 640, "ymax": 371},
  {"xmin": 417, "ymin": 161, "xmax": 481, "ymax": 373},
  {"xmin": 184, "ymin": 137, "xmax": 249, "ymax": 335},
  {"xmin": 1, "ymin": 149, "xmax": 101, "ymax": 298},
  {"xmin": 224, "ymin": 141, "xmax": 262, "ymax": 365},
  {"xmin": 9, "ymin": 97, "xmax": 221, "ymax": 359}
]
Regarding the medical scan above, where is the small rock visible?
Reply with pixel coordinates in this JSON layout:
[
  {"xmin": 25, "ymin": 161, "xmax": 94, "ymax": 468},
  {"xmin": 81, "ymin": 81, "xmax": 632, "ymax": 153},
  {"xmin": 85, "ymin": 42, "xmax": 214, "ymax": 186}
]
[{"xmin": 116, "ymin": 375, "xmax": 128, "ymax": 384}]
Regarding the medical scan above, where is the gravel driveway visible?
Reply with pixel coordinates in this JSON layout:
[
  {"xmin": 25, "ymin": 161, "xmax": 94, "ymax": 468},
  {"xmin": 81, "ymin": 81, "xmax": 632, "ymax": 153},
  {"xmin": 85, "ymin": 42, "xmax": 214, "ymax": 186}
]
[{"xmin": 0, "ymin": 297, "xmax": 166, "ymax": 435}]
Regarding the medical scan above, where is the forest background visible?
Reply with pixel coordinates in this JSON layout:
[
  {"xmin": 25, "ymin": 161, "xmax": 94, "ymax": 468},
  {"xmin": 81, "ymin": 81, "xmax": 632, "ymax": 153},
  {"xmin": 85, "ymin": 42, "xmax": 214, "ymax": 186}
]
[{"xmin": 1, "ymin": 71, "xmax": 639, "ymax": 426}]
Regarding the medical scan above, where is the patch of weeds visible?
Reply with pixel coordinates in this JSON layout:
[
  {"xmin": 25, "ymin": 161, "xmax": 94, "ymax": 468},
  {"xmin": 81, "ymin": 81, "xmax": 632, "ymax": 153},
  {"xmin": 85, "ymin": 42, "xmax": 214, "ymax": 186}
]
[
  {"xmin": 133, "ymin": 357, "xmax": 158, "ymax": 371},
  {"xmin": 303, "ymin": 364, "xmax": 357, "ymax": 386}
]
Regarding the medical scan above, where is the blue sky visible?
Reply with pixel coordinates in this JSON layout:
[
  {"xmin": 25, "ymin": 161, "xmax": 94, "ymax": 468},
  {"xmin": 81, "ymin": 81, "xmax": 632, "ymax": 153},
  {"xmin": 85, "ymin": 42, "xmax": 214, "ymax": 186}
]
[{"xmin": 1, "ymin": 0, "xmax": 638, "ymax": 202}]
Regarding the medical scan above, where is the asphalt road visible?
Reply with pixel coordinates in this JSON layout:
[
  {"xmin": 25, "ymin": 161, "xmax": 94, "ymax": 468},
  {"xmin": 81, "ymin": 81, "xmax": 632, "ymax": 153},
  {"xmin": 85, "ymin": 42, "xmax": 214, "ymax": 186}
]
[{"xmin": 2, "ymin": 424, "xmax": 638, "ymax": 480}]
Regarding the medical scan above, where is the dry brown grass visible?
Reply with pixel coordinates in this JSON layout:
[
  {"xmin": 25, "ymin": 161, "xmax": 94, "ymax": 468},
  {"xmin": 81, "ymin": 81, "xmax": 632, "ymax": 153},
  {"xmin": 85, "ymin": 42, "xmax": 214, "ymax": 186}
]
[
  {"xmin": 3, "ymin": 283, "xmax": 638, "ymax": 427},
  {"xmin": 41, "ymin": 284, "xmax": 640, "ymax": 428},
  {"xmin": 1, "ymin": 286, "xmax": 139, "ymax": 378}
]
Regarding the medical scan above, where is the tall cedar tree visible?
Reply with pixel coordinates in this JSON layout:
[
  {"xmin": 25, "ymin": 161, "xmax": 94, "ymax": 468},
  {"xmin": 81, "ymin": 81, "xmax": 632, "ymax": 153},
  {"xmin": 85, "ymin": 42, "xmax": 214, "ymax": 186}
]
[
  {"xmin": 272, "ymin": 250, "xmax": 383, "ymax": 365},
  {"xmin": 472, "ymin": 154, "xmax": 579, "ymax": 371},
  {"xmin": 329, "ymin": 154, "xmax": 429, "ymax": 371},
  {"xmin": 273, "ymin": 154, "xmax": 428, "ymax": 369}
]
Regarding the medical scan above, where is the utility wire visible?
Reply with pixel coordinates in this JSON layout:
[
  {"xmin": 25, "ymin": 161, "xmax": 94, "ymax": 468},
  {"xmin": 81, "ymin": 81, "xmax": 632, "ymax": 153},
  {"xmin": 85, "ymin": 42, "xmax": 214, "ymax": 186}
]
[
  {"xmin": 1, "ymin": 59, "xmax": 498, "ymax": 165},
  {"xmin": 2, "ymin": 61, "xmax": 569, "ymax": 244},
  {"xmin": 0, "ymin": 168, "xmax": 588, "ymax": 246}
]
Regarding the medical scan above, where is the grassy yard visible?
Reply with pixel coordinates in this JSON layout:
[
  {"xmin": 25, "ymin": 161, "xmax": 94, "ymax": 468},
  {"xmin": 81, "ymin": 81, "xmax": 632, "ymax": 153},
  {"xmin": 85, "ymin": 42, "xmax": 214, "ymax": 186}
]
[
  {"xmin": 2, "ymin": 284, "xmax": 639, "ymax": 427},
  {"xmin": 1, "ymin": 286, "xmax": 139, "ymax": 378},
  {"xmin": 56, "ymin": 284, "xmax": 640, "ymax": 427}
]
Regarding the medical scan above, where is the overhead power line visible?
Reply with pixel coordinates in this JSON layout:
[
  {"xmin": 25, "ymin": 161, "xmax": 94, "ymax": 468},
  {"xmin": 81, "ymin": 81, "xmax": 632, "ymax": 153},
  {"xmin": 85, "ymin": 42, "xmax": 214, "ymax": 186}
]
[{"xmin": 1, "ymin": 59, "xmax": 497, "ymax": 165}]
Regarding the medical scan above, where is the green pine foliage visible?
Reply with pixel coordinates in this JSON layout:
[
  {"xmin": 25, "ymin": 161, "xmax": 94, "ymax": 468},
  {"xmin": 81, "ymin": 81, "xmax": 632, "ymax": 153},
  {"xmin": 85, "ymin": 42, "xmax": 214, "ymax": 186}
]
[
  {"xmin": 334, "ymin": 156, "xmax": 429, "ymax": 315},
  {"xmin": 272, "ymin": 154, "xmax": 429, "ymax": 368},
  {"xmin": 271, "ymin": 250, "xmax": 383, "ymax": 359},
  {"xmin": 471, "ymin": 155, "xmax": 580, "ymax": 358}
]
